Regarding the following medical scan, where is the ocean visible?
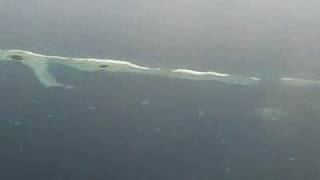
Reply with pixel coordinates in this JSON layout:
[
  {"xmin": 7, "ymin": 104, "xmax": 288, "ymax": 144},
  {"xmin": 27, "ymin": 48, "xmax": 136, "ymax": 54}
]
[
  {"xmin": 0, "ymin": 61, "xmax": 320, "ymax": 179},
  {"xmin": 1, "ymin": 0, "xmax": 320, "ymax": 76},
  {"xmin": 1, "ymin": 0, "xmax": 320, "ymax": 179}
]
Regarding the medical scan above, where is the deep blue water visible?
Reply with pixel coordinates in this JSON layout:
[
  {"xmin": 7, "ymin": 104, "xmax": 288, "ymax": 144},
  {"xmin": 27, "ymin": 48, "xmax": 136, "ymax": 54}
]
[{"xmin": 0, "ymin": 62, "xmax": 320, "ymax": 180}]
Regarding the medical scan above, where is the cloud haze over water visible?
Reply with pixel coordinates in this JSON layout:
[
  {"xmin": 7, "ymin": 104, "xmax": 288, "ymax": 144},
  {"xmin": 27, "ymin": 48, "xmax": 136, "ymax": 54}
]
[{"xmin": 0, "ymin": 0, "xmax": 319, "ymax": 76}]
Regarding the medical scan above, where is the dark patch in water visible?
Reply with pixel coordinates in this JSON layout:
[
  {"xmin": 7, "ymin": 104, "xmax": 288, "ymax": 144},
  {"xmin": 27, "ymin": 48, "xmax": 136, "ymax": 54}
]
[
  {"xmin": 99, "ymin": 64, "xmax": 109, "ymax": 69},
  {"xmin": 10, "ymin": 55, "xmax": 24, "ymax": 61}
]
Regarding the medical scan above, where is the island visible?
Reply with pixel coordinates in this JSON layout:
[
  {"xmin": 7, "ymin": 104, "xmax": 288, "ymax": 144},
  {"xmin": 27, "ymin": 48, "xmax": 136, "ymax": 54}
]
[{"xmin": 0, "ymin": 49, "xmax": 319, "ymax": 88}]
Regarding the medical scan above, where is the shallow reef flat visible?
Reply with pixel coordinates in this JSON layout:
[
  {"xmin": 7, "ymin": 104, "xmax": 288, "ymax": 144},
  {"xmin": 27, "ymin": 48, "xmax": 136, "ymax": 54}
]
[
  {"xmin": 0, "ymin": 49, "xmax": 319, "ymax": 88},
  {"xmin": 256, "ymin": 108, "xmax": 289, "ymax": 122}
]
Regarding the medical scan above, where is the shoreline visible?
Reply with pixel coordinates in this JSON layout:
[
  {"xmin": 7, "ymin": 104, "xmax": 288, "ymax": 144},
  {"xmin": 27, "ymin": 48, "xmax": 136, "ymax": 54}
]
[{"xmin": 0, "ymin": 49, "xmax": 319, "ymax": 88}]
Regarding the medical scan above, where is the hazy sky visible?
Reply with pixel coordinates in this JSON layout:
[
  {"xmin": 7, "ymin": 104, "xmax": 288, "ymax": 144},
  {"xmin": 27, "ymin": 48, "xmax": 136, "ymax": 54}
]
[{"xmin": 0, "ymin": 0, "xmax": 319, "ymax": 76}]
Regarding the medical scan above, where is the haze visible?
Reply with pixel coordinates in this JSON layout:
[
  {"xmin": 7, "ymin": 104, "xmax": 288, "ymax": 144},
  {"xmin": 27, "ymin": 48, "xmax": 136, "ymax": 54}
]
[{"xmin": 0, "ymin": 0, "xmax": 319, "ymax": 77}]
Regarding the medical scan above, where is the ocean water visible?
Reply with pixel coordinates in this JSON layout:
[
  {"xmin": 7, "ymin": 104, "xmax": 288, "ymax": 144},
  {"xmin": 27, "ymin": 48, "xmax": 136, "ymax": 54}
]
[
  {"xmin": 1, "ymin": 0, "xmax": 320, "ymax": 179},
  {"xmin": 1, "ymin": 0, "xmax": 320, "ymax": 77},
  {"xmin": 1, "ymin": 62, "xmax": 320, "ymax": 180}
]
